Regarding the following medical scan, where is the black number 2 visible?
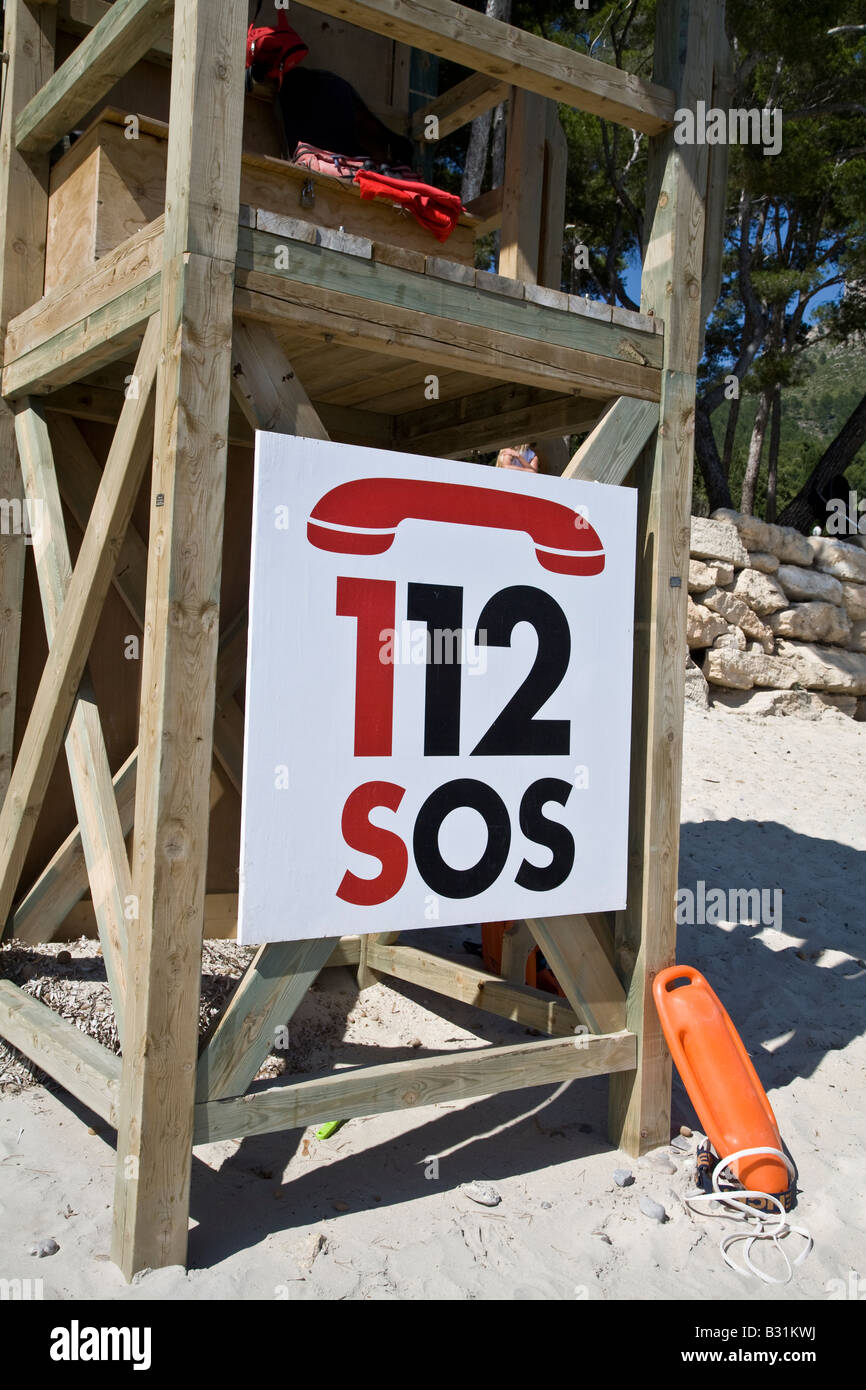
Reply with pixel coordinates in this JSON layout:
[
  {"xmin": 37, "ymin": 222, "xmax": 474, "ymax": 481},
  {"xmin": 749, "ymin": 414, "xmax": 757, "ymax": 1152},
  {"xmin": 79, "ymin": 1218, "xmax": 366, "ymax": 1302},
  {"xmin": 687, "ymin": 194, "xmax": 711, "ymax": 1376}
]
[{"xmin": 472, "ymin": 586, "xmax": 571, "ymax": 756}]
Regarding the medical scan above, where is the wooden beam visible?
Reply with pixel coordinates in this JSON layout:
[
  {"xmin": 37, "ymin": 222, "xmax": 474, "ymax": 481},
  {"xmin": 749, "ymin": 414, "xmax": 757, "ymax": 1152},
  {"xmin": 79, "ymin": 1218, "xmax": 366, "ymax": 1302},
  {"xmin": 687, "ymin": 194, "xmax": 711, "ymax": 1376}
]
[
  {"xmin": 230, "ymin": 319, "xmax": 331, "ymax": 442},
  {"xmin": 609, "ymin": 0, "xmax": 718, "ymax": 1158},
  {"xmin": 499, "ymin": 87, "xmax": 546, "ymax": 284},
  {"xmin": 410, "ymin": 72, "xmax": 509, "ymax": 140},
  {"xmin": 539, "ymin": 104, "xmax": 568, "ymax": 291},
  {"xmin": 2, "ymin": 218, "xmax": 164, "ymax": 398},
  {"xmin": 236, "ymin": 230, "xmax": 664, "ymax": 374},
  {"xmin": 196, "ymin": 938, "xmax": 339, "ymax": 1102},
  {"xmin": 565, "ymin": 397, "xmax": 660, "ymax": 485},
  {"xmin": 9, "ymin": 750, "xmax": 137, "ymax": 944},
  {"xmin": 112, "ymin": 0, "xmax": 248, "ymax": 1281},
  {"xmin": 0, "ymin": 1, "xmax": 57, "ymax": 807},
  {"xmin": 394, "ymin": 383, "xmax": 602, "ymax": 457},
  {"xmin": 0, "ymin": 317, "xmax": 159, "ymax": 930},
  {"xmin": 364, "ymin": 941, "xmax": 581, "ymax": 1037},
  {"xmin": 463, "ymin": 185, "xmax": 504, "ymax": 236},
  {"xmin": 299, "ymin": 0, "xmax": 674, "ymax": 135},
  {"xmin": 234, "ymin": 283, "xmax": 660, "ymax": 406},
  {"xmin": 525, "ymin": 916, "xmax": 626, "ymax": 1035},
  {"xmin": 57, "ymin": 0, "xmax": 173, "ymax": 65},
  {"xmin": 13, "ymin": 401, "xmax": 130, "ymax": 1028},
  {"xmin": 0, "ymin": 979, "xmax": 121, "ymax": 1127},
  {"xmin": 15, "ymin": 0, "xmax": 175, "ymax": 156},
  {"xmin": 194, "ymin": 1030, "xmax": 636, "ymax": 1144}
]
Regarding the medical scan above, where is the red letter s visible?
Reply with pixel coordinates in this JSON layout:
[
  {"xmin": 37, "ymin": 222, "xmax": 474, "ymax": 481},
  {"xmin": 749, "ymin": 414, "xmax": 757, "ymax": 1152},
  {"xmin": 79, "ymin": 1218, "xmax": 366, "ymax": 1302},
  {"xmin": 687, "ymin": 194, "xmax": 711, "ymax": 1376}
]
[{"xmin": 337, "ymin": 781, "xmax": 407, "ymax": 906}]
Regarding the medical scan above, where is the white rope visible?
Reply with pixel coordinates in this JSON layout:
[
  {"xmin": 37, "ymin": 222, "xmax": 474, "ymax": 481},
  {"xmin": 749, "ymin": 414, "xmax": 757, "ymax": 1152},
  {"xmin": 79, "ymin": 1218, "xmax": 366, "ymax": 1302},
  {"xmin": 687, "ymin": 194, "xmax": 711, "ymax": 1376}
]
[{"xmin": 684, "ymin": 1147, "xmax": 813, "ymax": 1285}]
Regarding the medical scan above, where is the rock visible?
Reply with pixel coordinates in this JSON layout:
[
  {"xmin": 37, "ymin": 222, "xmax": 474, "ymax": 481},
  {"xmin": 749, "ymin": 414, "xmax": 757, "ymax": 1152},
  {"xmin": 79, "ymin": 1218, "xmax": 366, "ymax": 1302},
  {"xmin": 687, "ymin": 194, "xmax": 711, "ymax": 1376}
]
[
  {"xmin": 808, "ymin": 536, "xmax": 866, "ymax": 584},
  {"xmin": 732, "ymin": 568, "xmax": 788, "ymax": 616},
  {"xmin": 540, "ymin": 1201, "xmax": 553, "ymax": 1209},
  {"xmin": 670, "ymin": 1136, "xmax": 692, "ymax": 1152},
  {"xmin": 711, "ymin": 509, "xmax": 812, "ymax": 564},
  {"xmin": 817, "ymin": 694, "xmax": 858, "ymax": 717},
  {"xmin": 297, "ymin": 1231, "xmax": 328, "ymax": 1269},
  {"xmin": 776, "ymin": 640, "xmax": 866, "ymax": 694},
  {"xmin": 711, "ymin": 508, "xmax": 772, "ymax": 552},
  {"xmin": 841, "ymin": 582, "xmax": 866, "ymax": 621},
  {"xmin": 705, "ymin": 649, "xmax": 798, "ymax": 691},
  {"xmin": 712, "ymin": 626, "xmax": 746, "ymax": 651},
  {"xmin": 686, "ymin": 596, "xmax": 728, "ymax": 648},
  {"xmin": 679, "ymin": 1126, "xmax": 693, "ymax": 1138},
  {"xmin": 769, "ymin": 603, "xmax": 852, "ymax": 646},
  {"xmin": 690, "ymin": 516, "xmax": 749, "ymax": 568},
  {"xmin": 701, "ymin": 589, "xmax": 775, "ymax": 649},
  {"xmin": 684, "ymin": 656, "xmax": 710, "ymax": 709},
  {"xmin": 848, "ymin": 619, "xmax": 866, "ymax": 654},
  {"xmin": 689, "ymin": 558, "xmax": 734, "ymax": 592},
  {"xmin": 748, "ymin": 550, "xmax": 780, "ymax": 574},
  {"xmin": 29, "ymin": 1238, "xmax": 59, "ymax": 1258},
  {"xmin": 461, "ymin": 1181, "xmax": 501, "ymax": 1208},
  {"xmin": 639, "ymin": 1196, "xmax": 667, "ymax": 1223},
  {"xmin": 613, "ymin": 1169, "xmax": 634, "ymax": 1188},
  {"xmin": 711, "ymin": 689, "xmax": 825, "ymax": 718},
  {"xmin": 776, "ymin": 564, "xmax": 843, "ymax": 605}
]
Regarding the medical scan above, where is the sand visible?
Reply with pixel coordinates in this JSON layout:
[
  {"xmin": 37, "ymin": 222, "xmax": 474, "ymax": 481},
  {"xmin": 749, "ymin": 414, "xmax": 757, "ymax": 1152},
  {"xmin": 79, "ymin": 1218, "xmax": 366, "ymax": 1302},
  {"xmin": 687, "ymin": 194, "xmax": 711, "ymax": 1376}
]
[{"xmin": 1, "ymin": 699, "xmax": 863, "ymax": 1301}]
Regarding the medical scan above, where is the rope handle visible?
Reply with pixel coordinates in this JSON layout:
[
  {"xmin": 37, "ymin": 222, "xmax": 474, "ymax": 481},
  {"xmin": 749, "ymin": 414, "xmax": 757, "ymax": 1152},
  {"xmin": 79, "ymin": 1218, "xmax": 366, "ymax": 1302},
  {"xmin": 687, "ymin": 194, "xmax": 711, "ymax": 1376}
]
[{"xmin": 685, "ymin": 1147, "xmax": 813, "ymax": 1285}]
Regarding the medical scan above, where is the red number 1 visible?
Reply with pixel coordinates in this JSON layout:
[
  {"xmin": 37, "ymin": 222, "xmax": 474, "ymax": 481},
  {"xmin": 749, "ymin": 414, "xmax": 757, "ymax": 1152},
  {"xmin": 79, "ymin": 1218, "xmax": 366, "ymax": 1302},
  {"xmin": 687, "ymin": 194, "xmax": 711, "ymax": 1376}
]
[{"xmin": 336, "ymin": 576, "xmax": 396, "ymax": 757}]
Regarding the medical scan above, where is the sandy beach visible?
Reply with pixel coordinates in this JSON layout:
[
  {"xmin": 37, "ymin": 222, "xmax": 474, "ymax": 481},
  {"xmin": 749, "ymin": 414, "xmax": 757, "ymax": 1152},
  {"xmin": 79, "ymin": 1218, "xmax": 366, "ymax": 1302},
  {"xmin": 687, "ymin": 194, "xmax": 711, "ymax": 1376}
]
[{"xmin": 1, "ymin": 698, "xmax": 863, "ymax": 1301}]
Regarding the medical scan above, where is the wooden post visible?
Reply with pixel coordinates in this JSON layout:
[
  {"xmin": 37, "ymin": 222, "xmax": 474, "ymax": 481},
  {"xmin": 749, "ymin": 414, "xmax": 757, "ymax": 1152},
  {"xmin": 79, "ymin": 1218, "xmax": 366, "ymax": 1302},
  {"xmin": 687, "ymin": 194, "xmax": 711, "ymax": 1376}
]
[
  {"xmin": 608, "ymin": 0, "xmax": 718, "ymax": 1156},
  {"xmin": 0, "ymin": 1, "xmax": 55, "ymax": 807},
  {"xmin": 499, "ymin": 86, "xmax": 546, "ymax": 284},
  {"xmin": 111, "ymin": 0, "xmax": 248, "ymax": 1280}
]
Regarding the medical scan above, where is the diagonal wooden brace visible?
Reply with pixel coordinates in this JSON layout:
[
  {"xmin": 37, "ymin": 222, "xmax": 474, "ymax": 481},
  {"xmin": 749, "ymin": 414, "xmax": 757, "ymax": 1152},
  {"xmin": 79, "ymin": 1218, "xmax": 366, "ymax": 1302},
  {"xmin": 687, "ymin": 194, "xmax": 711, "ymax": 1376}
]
[
  {"xmin": 0, "ymin": 316, "xmax": 160, "ymax": 930},
  {"xmin": 13, "ymin": 399, "xmax": 131, "ymax": 1027}
]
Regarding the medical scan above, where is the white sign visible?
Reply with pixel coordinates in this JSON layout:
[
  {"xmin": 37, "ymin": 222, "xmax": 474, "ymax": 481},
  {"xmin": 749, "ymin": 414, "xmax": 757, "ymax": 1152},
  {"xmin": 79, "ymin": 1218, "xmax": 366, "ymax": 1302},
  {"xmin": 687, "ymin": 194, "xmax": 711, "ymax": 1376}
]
[{"xmin": 238, "ymin": 434, "xmax": 637, "ymax": 945}]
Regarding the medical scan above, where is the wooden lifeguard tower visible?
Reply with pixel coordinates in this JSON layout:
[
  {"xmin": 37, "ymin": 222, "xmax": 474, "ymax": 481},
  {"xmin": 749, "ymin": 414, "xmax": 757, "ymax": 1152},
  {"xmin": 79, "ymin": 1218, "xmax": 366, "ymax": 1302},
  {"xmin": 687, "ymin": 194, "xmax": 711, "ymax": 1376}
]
[{"xmin": 0, "ymin": 0, "xmax": 730, "ymax": 1278}]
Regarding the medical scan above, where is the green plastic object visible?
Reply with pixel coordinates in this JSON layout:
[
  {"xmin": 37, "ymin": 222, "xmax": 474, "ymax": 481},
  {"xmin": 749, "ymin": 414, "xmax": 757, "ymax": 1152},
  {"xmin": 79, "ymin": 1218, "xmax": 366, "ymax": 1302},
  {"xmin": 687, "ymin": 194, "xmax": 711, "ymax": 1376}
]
[{"xmin": 316, "ymin": 1119, "xmax": 347, "ymax": 1140}]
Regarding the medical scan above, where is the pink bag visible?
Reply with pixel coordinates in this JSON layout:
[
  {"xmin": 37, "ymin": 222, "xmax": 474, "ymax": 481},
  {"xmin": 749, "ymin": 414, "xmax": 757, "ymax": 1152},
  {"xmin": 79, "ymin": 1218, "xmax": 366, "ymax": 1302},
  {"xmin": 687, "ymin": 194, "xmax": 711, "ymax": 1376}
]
[{"xmin": 292, "ymin": 142, "xmax": 416, "ymax": 182}]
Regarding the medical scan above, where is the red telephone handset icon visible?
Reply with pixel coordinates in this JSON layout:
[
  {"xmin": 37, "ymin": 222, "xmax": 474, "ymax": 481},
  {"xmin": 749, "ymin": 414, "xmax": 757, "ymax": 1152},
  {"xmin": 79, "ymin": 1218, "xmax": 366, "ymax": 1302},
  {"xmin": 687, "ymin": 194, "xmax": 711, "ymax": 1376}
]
[{"xmin": 307, "ymin": 477, "xmax": 604, "ymax": 577}]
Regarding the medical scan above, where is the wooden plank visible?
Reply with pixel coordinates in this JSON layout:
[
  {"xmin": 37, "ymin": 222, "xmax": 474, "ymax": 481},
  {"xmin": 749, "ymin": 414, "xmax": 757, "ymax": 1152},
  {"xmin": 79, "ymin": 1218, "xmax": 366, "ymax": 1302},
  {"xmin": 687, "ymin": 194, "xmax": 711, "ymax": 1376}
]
[
  {"xmin": 539, "ymin": 104, "xmax": 568, "ymax": 291},
  {"xmin": 394, "ymin": 382, "xmax": 602, "ymax": 457},
  {"xmin": 565, "ymin": 397, "xmax": 660, "ymax": 485},
  {"xmin": 298, "ymin": 0, "xmax": 674, "ymax": 135},
  {"xmin": 112, "ymin": 0, "xmax": 248, "ymax": 1281},
  {"xmin": 9, "ymin": 750, "xmax": 137, "ymax": 944},
  {"xmin": 13, "ymin": 401, "xmax": 129, "ymax": 1029},
  {"xmin": 236, "ymin": 229, "xmax": 664, "ymax": 372},
  {"xmin": 463, "ymin": 185, "xmax": 504, "ymax": 236},
  {"xmin": 2, "ymin": 275, "xmax": 162, "ymax": 398},
  {"xmin": 499, "ymin": 87, "xmax": 546, "ymax": 284},
  {"xmin": 58, "ymin": 0, "xmax": 173, "ymax": 65},
  {"xmin": 230, "ymin": 319, "xmax": 331, "ymax": 442},
  {"xmin": 410, "ymin": 72, "xmax": 509, "ymax": 140},
  {"xmin": 499, "ymin": 919, "xmax": 535, "ymax": 983},
  {"xmin": 234, "ymin": 278, "xmax": 661, "ymax": 404},
  {"xmin": 0, "ymin": 978, "xmax": 121, "ymax": 1126},
  {"xmin": 525, "ymin": 915, "xmax": 626, "ymax": 1035},
  {"xmin": 16, "ymin": 0, "xmax": 175, "ymax": 156},
  {"xmin": 365, "ymin": 941, "xmax": 581, "ymax": 1037},
  {"xmin": 609, "ymin": 0, "xmax": 718, "ymax": 1158},
  {"xmin": 0, "ymin": 1, "xmax": 56, "ymax": 807},
  {"xmin": 0, "ymin": 317, "xmax": 159, "ymax": 929},
  {"xmin": 196, "ymin": 938, "xmax": 338, "ymax": 1102},
  {"xmin": 194, "ymin": 1030, "xmax": 636, "ymax": 1144}
]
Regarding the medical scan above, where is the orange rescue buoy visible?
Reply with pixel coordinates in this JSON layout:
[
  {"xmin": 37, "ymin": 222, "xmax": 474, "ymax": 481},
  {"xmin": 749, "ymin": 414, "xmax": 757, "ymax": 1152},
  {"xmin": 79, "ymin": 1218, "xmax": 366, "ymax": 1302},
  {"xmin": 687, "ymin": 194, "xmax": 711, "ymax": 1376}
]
[{"xmin": 653, "ymin": 964, "xmax": 789, "ymax": 1195}]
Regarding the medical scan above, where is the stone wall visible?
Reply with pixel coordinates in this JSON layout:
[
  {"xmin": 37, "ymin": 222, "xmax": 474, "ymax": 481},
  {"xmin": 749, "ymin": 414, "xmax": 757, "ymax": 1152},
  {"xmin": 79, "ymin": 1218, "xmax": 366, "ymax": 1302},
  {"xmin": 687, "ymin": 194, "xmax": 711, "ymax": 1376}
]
[{"xmin": 686, "ymin": 509, "xmax": 866, "ymax": 720}]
